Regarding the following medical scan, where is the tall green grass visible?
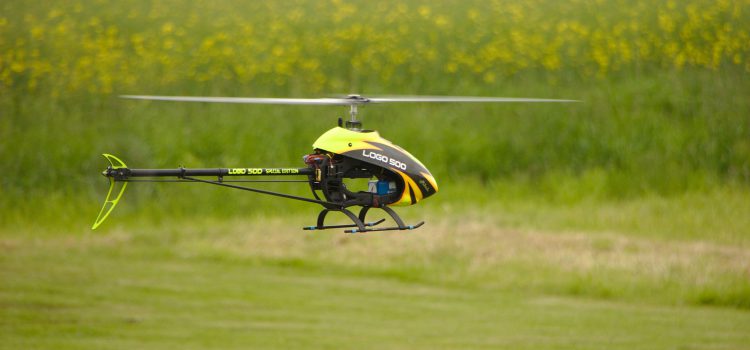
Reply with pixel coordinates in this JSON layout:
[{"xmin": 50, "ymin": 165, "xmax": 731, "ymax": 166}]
[
  {"xmin": 2, "ymin": 69, "xmax": 749, "ymax": 227},
  {"xmin": 1, "ymin": 0, "xmax": 749, "ymax": 231}
]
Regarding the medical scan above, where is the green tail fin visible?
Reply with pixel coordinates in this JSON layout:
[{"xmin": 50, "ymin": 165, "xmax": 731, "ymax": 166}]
[{"xmin": 92, "ymin": 154, "xmax": 128, "ymax": 230}]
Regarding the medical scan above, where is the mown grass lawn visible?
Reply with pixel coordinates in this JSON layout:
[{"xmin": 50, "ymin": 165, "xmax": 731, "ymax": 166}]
[{"xmin": 3, "ymin": 215, "xmax": 749, "ymax": 349}]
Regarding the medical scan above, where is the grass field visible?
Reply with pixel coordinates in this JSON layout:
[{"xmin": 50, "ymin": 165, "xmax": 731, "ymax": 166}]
[
  {"xmin": 3, "ymin": 216, "xmax": 750, "ymax": 349},
  {"xmin": 2, "ymin": 0, "xmax": 750, "ymax": 348}
]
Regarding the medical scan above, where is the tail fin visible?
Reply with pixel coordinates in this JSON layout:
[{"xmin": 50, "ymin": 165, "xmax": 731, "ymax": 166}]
[{"xmin": 92, "ymin": 154, "xmax": 128, "ymax": 230}]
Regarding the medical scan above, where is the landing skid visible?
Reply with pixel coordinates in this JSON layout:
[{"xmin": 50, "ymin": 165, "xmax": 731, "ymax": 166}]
[{"xmin": 303, "ymin": 206, "xmax": 424, "ymax": 233}]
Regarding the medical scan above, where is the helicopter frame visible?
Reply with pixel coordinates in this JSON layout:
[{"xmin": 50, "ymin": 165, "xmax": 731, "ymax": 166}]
[{"xmin": 93, "ymin": 153, "xmax": 424, "ymax": 233}]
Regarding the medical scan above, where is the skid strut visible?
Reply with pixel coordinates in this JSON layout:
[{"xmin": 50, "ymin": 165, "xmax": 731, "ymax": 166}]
[{"xmin": 303, "ymin": 206, "xmax": 424, "ymax": 233}]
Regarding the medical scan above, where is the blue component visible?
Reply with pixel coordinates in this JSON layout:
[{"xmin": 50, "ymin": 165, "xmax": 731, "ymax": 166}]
[
  {"xmin": 376, "ymin": 180, "xmax": 389, "ymax": 195},
  {"xmin": 305, "ymin": 226, "xmax": 317, "ymax": 230}
]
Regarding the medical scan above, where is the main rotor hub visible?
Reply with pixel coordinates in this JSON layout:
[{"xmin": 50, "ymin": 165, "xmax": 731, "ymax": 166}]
[{"xmin": 345, "ymin": 94, "xmax": 370, "ymax": 131}]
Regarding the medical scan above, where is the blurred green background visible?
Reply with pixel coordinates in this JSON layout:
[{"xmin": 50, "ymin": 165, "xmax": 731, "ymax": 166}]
[{"xmin": 2, "ymin": 0, "xmax": 750, "ymax": 348}]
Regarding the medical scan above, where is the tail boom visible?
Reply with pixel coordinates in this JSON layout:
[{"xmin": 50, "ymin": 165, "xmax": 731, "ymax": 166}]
[{"xmin": 92, "ymin": 154, "xmax": 313, "ymax": 230}]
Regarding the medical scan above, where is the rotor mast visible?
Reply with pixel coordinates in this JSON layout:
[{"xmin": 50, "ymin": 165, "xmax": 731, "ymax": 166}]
[{"xmin": 345, "ymin": 94, "xmax": 367, "ymax": 131}]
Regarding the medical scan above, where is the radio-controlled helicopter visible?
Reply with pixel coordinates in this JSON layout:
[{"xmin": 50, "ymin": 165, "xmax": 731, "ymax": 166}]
[{"xmin": 93, "ymin": 94, "xmax": 576, "ymax": 233}]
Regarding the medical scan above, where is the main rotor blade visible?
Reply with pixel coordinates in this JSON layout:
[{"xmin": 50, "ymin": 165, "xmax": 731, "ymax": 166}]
[
  {"xmin": 367, "ymin": 96, "xmax": 580, "ymax": 103},
  {"xmin": 120, "ymin": 95, "xmax": 363, "ymax": 105},
  {"xmin": 121, "ymin": 94, "xmax": 580, "ymax": 105}
]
